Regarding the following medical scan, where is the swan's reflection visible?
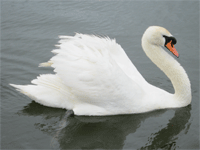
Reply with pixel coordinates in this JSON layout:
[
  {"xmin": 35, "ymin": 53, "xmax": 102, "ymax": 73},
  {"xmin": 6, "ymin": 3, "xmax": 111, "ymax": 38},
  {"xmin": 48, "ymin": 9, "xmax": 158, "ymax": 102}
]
[
  {"xmin": 141, "ymin": 105, "xmax": 191, "ymax": 149},
  {"xmin": 18, "ymin": 101, "xmax": 191, "ymax": 149}
]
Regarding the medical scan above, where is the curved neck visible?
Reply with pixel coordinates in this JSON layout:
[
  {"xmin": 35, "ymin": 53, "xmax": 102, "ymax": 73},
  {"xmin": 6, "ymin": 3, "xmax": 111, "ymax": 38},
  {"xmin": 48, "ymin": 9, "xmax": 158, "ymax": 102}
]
[{"xmin": 142, "ymin": 40, "xmax": 191, "ymax": 105}]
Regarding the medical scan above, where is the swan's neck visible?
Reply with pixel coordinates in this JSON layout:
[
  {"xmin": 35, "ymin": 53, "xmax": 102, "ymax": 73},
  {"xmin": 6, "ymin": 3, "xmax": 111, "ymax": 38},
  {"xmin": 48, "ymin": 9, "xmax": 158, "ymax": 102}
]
[{"xmin": 142, "ymin": 41, "xmax": 191, "ymax": 106}]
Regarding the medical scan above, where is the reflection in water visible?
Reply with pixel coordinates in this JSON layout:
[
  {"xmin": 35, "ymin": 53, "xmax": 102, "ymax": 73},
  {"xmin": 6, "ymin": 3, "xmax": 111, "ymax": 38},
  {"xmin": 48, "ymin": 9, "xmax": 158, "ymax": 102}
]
[
  {"xmin": 18, "ymin": 101, "xmax": 191, "ymax": 149},
  {"xmin": 141, "ymin": 105, "xmax": 191, "ymax": 149}
]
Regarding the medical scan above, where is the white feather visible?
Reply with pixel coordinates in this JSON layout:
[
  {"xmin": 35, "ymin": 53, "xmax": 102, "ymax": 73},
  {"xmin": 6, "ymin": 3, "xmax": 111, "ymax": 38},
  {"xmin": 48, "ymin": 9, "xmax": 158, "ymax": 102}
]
[{"xmin": 10, "ymin": 26, "xmax": 191, "ymax": 116}]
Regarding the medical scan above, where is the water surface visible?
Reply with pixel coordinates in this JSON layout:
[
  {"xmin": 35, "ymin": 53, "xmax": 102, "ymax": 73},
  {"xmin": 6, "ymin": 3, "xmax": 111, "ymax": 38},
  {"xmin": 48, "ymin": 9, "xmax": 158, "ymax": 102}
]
[{"xmin": 1, "ymin": 1, "xmax": 199, "ymax": 149}]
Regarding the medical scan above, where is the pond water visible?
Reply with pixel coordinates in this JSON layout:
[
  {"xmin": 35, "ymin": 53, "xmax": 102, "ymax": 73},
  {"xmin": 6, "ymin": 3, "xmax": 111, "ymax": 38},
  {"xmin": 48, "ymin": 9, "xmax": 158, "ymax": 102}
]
[{"xmin": 1, "ymin": 1, "xmax": 199, "ymax": 149}]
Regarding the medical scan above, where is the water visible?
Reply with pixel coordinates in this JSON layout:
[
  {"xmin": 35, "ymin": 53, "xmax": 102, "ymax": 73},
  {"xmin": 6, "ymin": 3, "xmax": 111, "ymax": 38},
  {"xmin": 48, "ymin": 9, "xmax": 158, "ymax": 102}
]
[{"xmin": 1, "ymin": 1, "xmax": 199, "ymax": 149}]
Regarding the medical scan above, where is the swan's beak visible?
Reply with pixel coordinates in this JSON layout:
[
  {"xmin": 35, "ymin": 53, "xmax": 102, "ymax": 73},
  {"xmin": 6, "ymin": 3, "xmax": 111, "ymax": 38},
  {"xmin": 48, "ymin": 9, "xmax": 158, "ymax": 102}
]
[{"xmin": 165, "ymin": 40, "xmax": 179, "ymax": 58}]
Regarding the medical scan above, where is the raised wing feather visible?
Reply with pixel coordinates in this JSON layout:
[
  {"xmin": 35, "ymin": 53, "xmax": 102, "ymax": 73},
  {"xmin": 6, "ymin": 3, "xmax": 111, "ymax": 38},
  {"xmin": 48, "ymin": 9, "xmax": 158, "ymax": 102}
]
[{"xmin": 40, "ymin": 34, "xmax": 145, "ymax": 107}]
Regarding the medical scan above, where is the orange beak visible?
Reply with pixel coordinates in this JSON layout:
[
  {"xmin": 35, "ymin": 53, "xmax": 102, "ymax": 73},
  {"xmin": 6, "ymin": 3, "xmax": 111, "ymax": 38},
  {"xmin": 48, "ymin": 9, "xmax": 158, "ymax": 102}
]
[{"xmin": 165, "ymin": 40, "xmax": 179, "ymax": 58}]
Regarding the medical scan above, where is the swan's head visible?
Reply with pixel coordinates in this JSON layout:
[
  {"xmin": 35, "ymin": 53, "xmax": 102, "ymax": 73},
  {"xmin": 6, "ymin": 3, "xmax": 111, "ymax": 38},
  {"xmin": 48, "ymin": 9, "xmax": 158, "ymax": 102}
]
[{"xmin": 142, "ymin": 26, "xmax": 178, "ymax": 57}]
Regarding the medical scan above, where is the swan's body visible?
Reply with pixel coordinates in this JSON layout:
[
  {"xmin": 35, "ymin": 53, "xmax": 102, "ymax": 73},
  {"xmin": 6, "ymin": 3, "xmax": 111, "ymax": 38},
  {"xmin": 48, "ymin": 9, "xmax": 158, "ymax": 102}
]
[{"xmin": 10, "ymin": 26, "xmax": 191, "ymax": 116}]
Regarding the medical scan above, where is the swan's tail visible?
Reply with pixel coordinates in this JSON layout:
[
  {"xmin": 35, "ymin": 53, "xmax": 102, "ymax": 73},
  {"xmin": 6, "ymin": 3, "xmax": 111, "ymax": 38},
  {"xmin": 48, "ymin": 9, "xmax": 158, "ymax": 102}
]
[{"xmin": 10, "ymin": 74, "xmax": 74, "ymax": 109}]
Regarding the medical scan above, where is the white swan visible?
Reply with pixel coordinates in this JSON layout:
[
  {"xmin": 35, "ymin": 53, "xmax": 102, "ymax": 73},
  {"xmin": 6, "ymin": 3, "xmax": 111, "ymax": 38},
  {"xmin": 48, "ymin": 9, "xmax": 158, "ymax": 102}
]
[{"xmin": 10, "ymin": 26, "xmax": 191, "ymax": 116}]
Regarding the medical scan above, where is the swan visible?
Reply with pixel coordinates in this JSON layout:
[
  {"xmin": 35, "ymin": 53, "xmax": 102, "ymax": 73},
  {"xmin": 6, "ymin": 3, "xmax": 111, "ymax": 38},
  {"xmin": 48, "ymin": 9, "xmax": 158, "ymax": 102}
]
[{"xmin": 10, "ymin": 26, "xmax": 191, "ymax": 116}]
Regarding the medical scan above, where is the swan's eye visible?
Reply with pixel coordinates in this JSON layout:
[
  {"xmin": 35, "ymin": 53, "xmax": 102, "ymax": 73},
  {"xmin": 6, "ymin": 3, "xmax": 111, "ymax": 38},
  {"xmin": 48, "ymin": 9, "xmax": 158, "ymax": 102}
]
[{"xmin": 163, "ymin": 35, "xmax": 177, "ymax": 46}]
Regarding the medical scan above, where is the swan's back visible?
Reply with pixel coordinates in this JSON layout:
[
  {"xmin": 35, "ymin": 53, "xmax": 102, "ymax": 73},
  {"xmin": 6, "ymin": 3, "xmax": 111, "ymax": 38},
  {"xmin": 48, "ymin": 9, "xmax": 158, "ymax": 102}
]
[
  {"xmin": 11, "ymin": 34, "xmax": 146, "ymax": 115},
  {"xmin": 52, "ymin": 34, "xmax": 145, "ymax": 83}
]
